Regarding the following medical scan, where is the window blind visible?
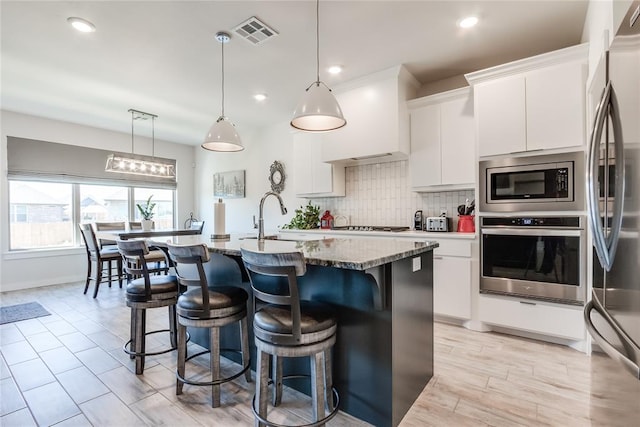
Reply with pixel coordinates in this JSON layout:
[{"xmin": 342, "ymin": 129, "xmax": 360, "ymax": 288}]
[{"xmin": 7, "ymin": 137, "xmax": 177, "ymax": 189}]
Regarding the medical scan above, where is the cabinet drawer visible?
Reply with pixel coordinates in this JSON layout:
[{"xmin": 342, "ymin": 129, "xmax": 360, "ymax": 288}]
[
  {"xmin": 432, "ymin": 239, "xmax": 472, "ymax": 258},
  {"xmin": 478, "ymin": 295, "xmax": 585, "ymax": 340}
]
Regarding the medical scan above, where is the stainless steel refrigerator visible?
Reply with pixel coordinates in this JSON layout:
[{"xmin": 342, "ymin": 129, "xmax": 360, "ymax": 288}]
[{"xmin": 585, "ymin": 1, "xmax": 640, "ymax": 425}]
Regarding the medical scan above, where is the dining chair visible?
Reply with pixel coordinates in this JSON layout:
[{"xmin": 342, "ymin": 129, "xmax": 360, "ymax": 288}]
[
  {"xmin": 78, "ymin": 223, "xmax": 123, "ymax": 298},
  {"xmin": 94, "ymin": 221, "xmax": 126, "ymax": 249},
  {"xmin": 189, "ymin": 221, "xmax": 205, "ymax": 233},
  {"xmin": 126, "ymin": 221, "xmax": 166, "ymax": 275}
]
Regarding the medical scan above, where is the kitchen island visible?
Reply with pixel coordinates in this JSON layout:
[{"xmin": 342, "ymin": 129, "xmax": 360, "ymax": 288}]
[{"xmin": 154, "ymin": 235, "xmax": 438, "ymax": 427}]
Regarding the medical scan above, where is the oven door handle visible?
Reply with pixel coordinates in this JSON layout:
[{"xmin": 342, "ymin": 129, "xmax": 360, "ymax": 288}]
[{"xmin": 481, "ymin": 228, "xmax": 584, "ymax": 237}]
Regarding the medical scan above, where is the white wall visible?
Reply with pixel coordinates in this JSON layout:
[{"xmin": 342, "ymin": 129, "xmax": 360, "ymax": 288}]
[{"xmin": 0, "ymin": 110, "xmax": 195, "ymax": 291}]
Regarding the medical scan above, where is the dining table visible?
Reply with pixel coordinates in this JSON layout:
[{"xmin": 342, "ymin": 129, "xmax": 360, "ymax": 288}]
[{"xmin": 94, "ymin": 227, "xmax": 203, "ymax": 241}]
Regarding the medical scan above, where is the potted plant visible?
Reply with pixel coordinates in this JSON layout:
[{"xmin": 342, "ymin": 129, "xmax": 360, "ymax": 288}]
[
  {"xmin": 281, "ymin": 201, "xmax": 320, "ymax": 230},
  {"xmin": 136, "ymin": 195, "xmax": 156, "ymax": 231}
]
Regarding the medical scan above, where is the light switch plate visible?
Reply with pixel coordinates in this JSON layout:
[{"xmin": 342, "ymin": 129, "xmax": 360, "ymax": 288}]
[{"xmin": 412, "ymin": 256, "xmax": 421, "ymax": 272}]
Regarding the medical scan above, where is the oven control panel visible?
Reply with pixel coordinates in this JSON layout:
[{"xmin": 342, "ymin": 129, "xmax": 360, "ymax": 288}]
[{"xmin": 481, "ymin": 216, "xmax": 582, "ymax": 228}]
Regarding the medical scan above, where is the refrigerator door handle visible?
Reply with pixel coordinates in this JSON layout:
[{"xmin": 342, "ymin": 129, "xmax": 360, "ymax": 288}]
[
  {"xmin": 584, "ymin": 300, "xmax": 640, "ymax": 380},
  {"xmin": 587, "ymin": 82, "xmax": 612, "ymax": 270},
  {"xmin": 606, "ymin": 82, "xmax": 625, "ymax": 266}
]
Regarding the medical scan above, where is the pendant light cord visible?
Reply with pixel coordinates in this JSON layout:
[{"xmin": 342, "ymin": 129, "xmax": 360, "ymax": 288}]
[
  {"xmin": 151, "ymin": 115, "xmax": 155, "ymax": 159},
  {"xmin": 315, "ymin": 0, "xmax": 320, "ymax": 84},
  {"xmin": 221, "ymin": 37, "xmax": 225, "ymax": 117},
  {"xmin": 131, "ymin": 109, "xmax": 135, "ymax": 154}
]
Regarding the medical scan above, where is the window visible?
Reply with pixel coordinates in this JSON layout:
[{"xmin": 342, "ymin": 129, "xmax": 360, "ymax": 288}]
[
  {"xmin": 134, "ymin": 188, "xmax": 174, "ymax": 229},
  {"xmin": 9, "ymin": 180, "xmax": 175, "ymax": 251},
  {"xmin": 80, "ymin": 184, "xmax": 128, "ymax": 222},
  {"xmin": 9, "ymin": 181, "xmax": 73, "ymax": 250}
]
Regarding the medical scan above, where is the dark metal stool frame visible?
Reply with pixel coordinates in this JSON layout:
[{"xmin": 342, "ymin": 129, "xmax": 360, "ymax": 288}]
[
  {"xmin": 117, "ymin": 239, "xmax": 180, "ymax": 375},
  {"xmin": 168, "ymin": 243, "xmax": 252, "ymax": 408},
  {"xmin": 241, "ymin": 248, "xmax": 340, "ymax": 427}
]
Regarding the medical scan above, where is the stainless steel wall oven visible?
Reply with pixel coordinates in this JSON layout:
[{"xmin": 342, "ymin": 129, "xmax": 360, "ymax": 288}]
[{"xmin": 480, "ymin": 216, "xmax": 586, "ymax": 305}]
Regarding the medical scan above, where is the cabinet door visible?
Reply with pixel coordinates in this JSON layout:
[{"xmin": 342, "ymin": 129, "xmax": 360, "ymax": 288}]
[
  {"xmin": 293, "ymin": 133, "xmax": 315, "ymax": 194},
  {"xmin": 526, "ymin": 62, "xmax": 585, "ymax": 151},
  {"xmin": 409, "ymin": 104, "xmax": 441, "ymax": 186},
  {"xmin": 476, "ymin": 76, "xmax": 526, "ymax": 157},
  {"xmin": 433, "ymin": 256, "xmax": 471, "ymax": 319},
  {"xmin": 311, "ymin": 142, "xmax": 333, "ymax": 194},
  {"xmin": 440, "ymin": 97, "xmax": 475, "ymax": 185}
]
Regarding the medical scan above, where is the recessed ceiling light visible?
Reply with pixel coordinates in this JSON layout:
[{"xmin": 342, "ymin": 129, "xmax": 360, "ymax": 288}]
[
  {"xmin": 328, "ymin": 65, "xmax": 342, "ymax": 75},
  {"xmin": 458, "ymin": 16, "xmax": 478, "ymax": 29},
  {"xmin": 254, "ymin": 93, "xmax": 267, "ymax": 102},
  {"xmin": 67, "ymin": 17, "xmax": 96, "ymax": 33}
]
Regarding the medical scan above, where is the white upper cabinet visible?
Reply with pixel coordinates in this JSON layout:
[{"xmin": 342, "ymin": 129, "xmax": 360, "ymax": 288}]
[
  {"xmin": 321, "ymin": 65, "xmax": 420, "ymax": 165},
  {"xmin": 293, "ymin": 132, "xmax": 345, "ymax": 197},
  {"xmin": 466, "ymin": 43, "xmax": 588, "ymax": 157},
  {"xmin": 408, "ymin": 88, "xmax": 475, "ymax": 190}
]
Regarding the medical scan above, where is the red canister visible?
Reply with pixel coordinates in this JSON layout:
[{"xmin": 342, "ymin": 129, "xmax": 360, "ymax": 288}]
[{"xmin": 457, "ymin": 215, "xmax": 475, "ymax": 233}]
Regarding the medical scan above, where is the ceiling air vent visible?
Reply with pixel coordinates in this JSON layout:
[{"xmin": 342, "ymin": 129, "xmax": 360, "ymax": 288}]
[{"xmin": 233, "ymin": 16, "xmax": 278, "ymax": 45}]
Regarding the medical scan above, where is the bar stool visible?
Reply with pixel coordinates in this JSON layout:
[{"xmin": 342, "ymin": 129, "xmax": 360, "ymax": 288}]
[
  {"xmin": 167, "ymin": 243, "xmax": 251, "ymax": 408},
  {"xmin": 241, "ymin": 248, "xmax": 339, "ymax": 427},
  {"xmin": 116, "ymin": 239, "xmax": 179, "ymax": 375}
]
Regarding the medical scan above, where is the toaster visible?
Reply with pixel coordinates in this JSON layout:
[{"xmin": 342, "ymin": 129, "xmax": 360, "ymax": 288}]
[{"xmin": 425, "ymin": 216, "xmax": 451, "ymax": 232}]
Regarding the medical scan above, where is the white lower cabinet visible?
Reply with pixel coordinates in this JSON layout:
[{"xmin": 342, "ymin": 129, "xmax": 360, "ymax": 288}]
[
  {"xmin": 478, "ymin": 294, "xmax": 585, "ymax": 340},
  {"xmin": 431, "ymin": 239, "xmax": 472, "ymax": 320}
]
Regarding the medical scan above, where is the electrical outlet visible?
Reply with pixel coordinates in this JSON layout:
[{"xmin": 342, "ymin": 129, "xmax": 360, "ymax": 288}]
[{"xmin": 440, "ymin": 209, "xmax": 447, "ymax": 217}]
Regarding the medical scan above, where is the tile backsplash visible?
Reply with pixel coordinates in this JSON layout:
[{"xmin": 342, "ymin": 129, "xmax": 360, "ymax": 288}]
[{"xmin": 312, "ymin": 160, "xmax": 475, "ymax": 228}]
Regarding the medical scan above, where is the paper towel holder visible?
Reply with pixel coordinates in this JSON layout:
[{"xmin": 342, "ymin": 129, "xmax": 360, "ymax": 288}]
[{"xmin": 269, "ymin": 160, "xmax": 286, "ymax": 194}]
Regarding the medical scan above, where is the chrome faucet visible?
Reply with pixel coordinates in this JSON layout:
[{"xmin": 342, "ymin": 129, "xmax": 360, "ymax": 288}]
[{"xmin": 258, "ymin": 191, "xmax": 287, "ymax": 241}]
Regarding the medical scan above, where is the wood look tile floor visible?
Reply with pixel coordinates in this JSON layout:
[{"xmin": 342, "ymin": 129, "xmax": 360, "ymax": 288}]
[{"xmin": 0, "ymin": 282, "xmax": 625, "ymax": 426}]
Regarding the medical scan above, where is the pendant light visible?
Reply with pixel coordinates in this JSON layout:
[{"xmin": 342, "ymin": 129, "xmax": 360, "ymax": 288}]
[
  {"xmin": 202, "ymin": 32, "xmax": 244, "ymax": 152},
  {"xmin": 291, "ymin": 0, "xmax": 346, "ymax": 132},
  {"xmin": 105, "ymin": 109, "xmax": 176, "ymax": 178}
]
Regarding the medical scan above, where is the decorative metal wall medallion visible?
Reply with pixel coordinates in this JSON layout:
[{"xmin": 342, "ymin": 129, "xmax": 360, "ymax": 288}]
[{"xmin": 269, "ymin": 160, "xmax": 286, "ymax": 193}]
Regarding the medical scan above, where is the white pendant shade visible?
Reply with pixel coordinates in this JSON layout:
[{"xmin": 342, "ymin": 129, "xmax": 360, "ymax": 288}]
[
  {"xmin": 202, "ymin": 116, "xmax": 244, "ymax": 152},
  {"xmin": 291, "ymin": 82, "xmax": 346, "ymax": 132}
]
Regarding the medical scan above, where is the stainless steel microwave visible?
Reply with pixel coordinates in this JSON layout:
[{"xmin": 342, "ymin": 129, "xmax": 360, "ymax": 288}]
[{"xmin": 479, "ymin": 151, "xmax": 585, "ymax": 212}]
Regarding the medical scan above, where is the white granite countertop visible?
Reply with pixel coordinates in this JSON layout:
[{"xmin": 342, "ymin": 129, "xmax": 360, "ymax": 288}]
[{"xmin": 151, "ymin": 234, "xmax": 439, "ymax": 271}]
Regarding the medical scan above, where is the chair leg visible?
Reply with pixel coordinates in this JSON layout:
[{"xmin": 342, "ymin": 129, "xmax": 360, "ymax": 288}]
[
  {"xmin": 129, "ymin": 308, "xmax": 136, "ymax": 360},
  {"xmin": 93, "ymin": 260, "xmax": 103, "ymax": 298},
  {"xmin": 168, "ymin": 305, "xmax": 177, "ymax": 348},
  {"xmin": 117, "ymin": 259, "xmax": 123, "ymax": 288},
  {"xmin": 310, "ymin": 352, "xmax": 326, "ymax": 424},
  {"xmin": 255, "ymin": 349, "xmax": 270, "ymax": 427},
  {"xmin": 107, "ymin": 260, "xmax": 113, "ymax": 288},
  {"xmin": 176, "ymin": 322, "xmax": 187, "ymax": 395},
  {"xmin": 240, "ymin": 316, "xmax": 252, "ymax": 383},
  {"xmin": 83, "ymin": 257, "xmax": 92, "ymax": 294},
  {"xmin": 324, "ymin": 348, "xmax": 334, "ymax": 411},
  {"xmin": 272, "ymin": 356, "xmax": 283, "ymax": 406},
  {"xmin": 135, "ymin": 308, "xmax": 146, "ymax": 375},
  {"xmin": 210, "ymin": 327, "xmax": 221, "ymax": 408}
]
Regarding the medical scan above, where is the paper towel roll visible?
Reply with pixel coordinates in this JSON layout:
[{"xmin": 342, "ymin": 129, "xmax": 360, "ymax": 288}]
[{"xmin": 214, "ymin": 198, "xmax": 226, "ymax": 236}]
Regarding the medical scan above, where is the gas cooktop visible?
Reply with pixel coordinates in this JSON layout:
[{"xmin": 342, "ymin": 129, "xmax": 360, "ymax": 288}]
[{"xmin": 332, "ymin": 225, "xmax": 410, "ymax": 232}]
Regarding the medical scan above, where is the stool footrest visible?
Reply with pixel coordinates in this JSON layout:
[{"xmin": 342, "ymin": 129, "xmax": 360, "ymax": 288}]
[
  {"xmin": 177, "ymin": 348, "xmax": 251, "ymax": 387},
  {"xmin": 252, "ymin": 374, "xmax": 340, "ymax": 427},
  {"xmin": 123, "ymin": 329, "xmax": 189, "ymax": 357}
]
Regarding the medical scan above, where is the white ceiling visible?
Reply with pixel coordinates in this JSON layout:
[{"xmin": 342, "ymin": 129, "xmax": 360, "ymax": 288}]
[{"xmin": 1, "ymin": 1, "xmax": 589, "ymax": 146}]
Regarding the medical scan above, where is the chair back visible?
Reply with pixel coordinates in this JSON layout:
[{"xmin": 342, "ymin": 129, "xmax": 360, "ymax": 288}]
[
  {"xmin": 128, "ymin": 221, "xmax": 142, "ymax": 230},
  {"xmin": 94, "ymin": 221, "xmax": 125, "ymax": 248},
  {"xmin": 190, "ymin": 221, "xmax": 205, "ymax": 233},
  {"xmin": 167, "ymin": 243, "xmax": 212, "ymax": 315},
  {"xmin": 116, "ymin": 239, "xmax": 156, "ymax": 297},
  {"xmin": 79, "ymin": 223, "xmax": 100, "ymax": 256},
  {"xmin": 240, "ymin": 248, "xmax": 306, "ymax": 342}
]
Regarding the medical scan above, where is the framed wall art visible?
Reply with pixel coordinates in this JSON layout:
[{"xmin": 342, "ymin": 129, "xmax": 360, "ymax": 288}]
[{"xmin": 213, "ymin": 170, "xmax": 245, "ymax": 199}]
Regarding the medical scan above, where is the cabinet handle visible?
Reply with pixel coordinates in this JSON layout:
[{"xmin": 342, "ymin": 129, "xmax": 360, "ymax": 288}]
[
  {"xmin": 519, "ymin": 301, "xmax": 536, "ymax": 306},
  {"xmin": 433, "ymin": 256, "xmax": 444, "ymax": 260}
]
